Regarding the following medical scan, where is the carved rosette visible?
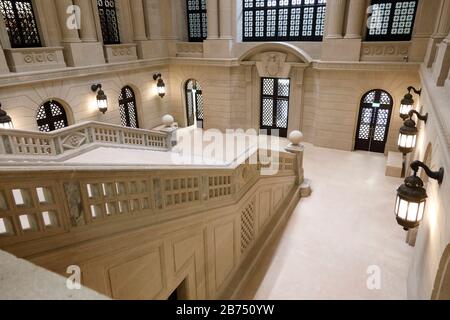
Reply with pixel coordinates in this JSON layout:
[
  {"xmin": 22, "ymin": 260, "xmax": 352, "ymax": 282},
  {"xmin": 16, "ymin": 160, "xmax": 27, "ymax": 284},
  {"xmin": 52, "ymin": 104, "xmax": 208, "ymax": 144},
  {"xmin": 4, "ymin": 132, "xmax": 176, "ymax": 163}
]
[{"xmin": 61, "ymin": 132, "xmax": 87, "ymax": 150}]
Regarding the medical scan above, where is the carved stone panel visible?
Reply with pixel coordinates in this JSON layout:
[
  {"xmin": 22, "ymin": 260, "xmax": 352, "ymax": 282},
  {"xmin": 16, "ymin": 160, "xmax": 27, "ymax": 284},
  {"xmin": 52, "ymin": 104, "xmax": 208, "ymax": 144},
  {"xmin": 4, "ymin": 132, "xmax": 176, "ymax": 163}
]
[{"xmin": 256, "ymin": 52, "xmax": 292, "ymax": 78}]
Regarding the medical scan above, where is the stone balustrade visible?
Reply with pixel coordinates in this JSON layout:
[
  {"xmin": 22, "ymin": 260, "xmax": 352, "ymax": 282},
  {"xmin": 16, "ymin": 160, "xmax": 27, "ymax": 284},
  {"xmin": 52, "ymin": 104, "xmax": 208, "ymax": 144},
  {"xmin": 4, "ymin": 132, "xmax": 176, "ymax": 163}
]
[
  {"xmin": 0, "ymin": 147, "xmax": 304, "ymax": 299},
  {"xmin": 0, "ymin": 121, "xmax": 171, "ymax": 160}
]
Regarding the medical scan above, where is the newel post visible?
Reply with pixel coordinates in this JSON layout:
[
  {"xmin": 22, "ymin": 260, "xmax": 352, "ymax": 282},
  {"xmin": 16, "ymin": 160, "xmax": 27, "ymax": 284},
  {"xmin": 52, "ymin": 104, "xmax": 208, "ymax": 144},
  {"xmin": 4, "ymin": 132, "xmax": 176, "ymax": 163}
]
[{"xmin": 284, "ymin": 131, "xmax": 311, "ymax": 197}]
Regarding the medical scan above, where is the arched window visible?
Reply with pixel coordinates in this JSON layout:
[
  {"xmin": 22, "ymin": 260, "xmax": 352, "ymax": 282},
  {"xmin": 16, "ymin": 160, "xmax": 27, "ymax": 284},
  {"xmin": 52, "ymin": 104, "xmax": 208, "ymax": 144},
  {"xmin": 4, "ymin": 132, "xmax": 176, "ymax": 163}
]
[
  {"xmin": 187, "ymin": 0, "xmax": 207, "ymax": 42},
  {"xmin": 97, "ymin": 0, "xmax": 120, "ymax": 45},
  {"xmin": 36, "ymin": 101, "xmax": 69, "ymax": 132},
  {"xmin": 118, "ymin": 86, "xmax": 139, "ymax": 128},
  {"xmin": 243, "ymin": 0, "xmax": 326, "ymax": 42},
  {"xmin": 185, "ymin": 79, "xmax": 204, "ymax": 128},
  {"xmin": 355, "ymin": 89, "xmax": 393, "ymax": 153},
  {"xmin": 366, "ymin": 0, "xmax": 418, "ymax": 41},
  {"xmin": 0, "ymin": 0, "xmax": 41, "ymax": 48}
]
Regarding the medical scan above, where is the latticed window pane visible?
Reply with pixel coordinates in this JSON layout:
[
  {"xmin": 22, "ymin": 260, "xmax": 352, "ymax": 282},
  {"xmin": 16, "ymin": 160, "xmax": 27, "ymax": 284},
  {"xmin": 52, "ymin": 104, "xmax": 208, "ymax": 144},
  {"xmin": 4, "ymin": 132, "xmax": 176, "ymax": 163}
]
[
  {"xmin": 36, "ymin": 101, "xmax": 68, "ymax": 132},
  {"xmin": 118, "ymin": 86, "xmax": 139, "ymax": 128},
  {"xmin": 187, "ymin": 0, "xmax": 207, "ymax": 42},
  {"xmin": 366, "ymin": 0, "xmax": 418, "ymax": 41},
  {"xmin": 243, "ymin": 0, "xmax": 327, "ymax": 41},
  {"xmin": 0, "ymin": 0, "xmax": 41, "ymax": 48},
  {"xmin": 185, "ymin": 80, "xmax": 204, "ymax": 126},
  {"xmin": 97, "ymin": 0, "xmax": 120, "ymax": 45},
  {"xmin": 261, "ymin": 78, "xmax": 290, "ymax": 133}
]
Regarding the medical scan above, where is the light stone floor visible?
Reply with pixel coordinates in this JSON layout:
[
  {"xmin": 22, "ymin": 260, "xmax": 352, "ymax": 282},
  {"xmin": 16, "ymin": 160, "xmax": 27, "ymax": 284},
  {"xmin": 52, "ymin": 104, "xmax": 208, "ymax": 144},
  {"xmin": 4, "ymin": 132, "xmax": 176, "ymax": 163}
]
[{"xmin": 239, "ymin": 143, "xmax": 415, "ymax": 300}]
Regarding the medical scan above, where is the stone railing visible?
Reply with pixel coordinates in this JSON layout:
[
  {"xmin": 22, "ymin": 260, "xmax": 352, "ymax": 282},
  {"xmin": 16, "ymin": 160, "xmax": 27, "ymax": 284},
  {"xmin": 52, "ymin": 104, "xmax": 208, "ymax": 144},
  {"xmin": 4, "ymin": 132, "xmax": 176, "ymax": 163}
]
[
  {"xmin": 0, "ymin": 121, "xmax": 171, "ymax": 160},
  {"xmin": 176, "ymin": 42, "xmax": 204, "ymax": 58},
  {"xmin": 0, "ymin": 145, "xmax": 307, "ymax": 299}
]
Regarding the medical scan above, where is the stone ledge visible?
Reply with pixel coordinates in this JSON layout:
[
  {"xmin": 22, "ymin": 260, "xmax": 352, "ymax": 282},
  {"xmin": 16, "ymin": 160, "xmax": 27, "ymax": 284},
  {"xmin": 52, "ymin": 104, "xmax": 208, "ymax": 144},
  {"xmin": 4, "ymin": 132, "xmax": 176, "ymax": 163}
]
[{"xmin": 0, "ymin": 250, "xmax": 108, "ymax": 300}]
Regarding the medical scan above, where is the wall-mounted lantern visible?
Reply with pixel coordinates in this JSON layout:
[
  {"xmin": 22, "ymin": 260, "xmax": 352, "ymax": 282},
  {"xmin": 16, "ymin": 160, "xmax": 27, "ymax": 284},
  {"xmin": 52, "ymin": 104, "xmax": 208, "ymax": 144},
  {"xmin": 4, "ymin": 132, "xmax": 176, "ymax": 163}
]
[
  {"xmin": 153, "ymin": 73, "xmax": 166, "ymax": 98},
  {"xmin": 399, "ymin": 86, "xmax": 422, "ymax": 120},
  {"xmin": 0, "ymin": 103, "xmax": 13, "ymax": 129},
  {"xmin": 395, "ymin": 160, "xmax": 444, "ymax": 231},
  {"xmin": 398, "ymin": 110, "xmax": 428, "ymax": 155},
  {"xmin": 91, "ymin": 84, "xmax": 108, "ymax": 114}
]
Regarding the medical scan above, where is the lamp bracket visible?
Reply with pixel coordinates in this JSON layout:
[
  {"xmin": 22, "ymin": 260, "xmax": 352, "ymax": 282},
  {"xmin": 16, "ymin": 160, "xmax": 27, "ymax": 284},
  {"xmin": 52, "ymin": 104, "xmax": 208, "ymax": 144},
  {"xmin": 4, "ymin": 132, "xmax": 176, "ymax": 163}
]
[
  {"xmin": 407, "ymin": 86, "xmax": 422, "ymax": 96},
  {"xmin": 153, "ymin": 73, "xmax": 162, "ymax": 81},
  {"xmin": 410, "ymin": 160, "xmax": 444, "ymax": 185},
  {"xmin": 91, "ymin": 84, "xmax": 102, "ymax": 92},
  {"xmin": 409, "ymin": 110, "xmax": 428, "ymax": 123}
]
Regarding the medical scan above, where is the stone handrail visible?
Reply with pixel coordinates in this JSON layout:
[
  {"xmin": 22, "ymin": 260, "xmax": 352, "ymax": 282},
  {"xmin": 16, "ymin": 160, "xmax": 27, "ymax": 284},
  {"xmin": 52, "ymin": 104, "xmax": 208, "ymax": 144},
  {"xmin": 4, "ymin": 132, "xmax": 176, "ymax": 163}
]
[
  {"xmin": 0, "ymin": 146, "xmax": 305, "ymax": 300},
  {"xmin": 0, "ymin": 148, "xmax": 299, "ymax": 248},
  {"xmin": 0, "ymin": 121, "xmax": 172, "ymax": 159}
]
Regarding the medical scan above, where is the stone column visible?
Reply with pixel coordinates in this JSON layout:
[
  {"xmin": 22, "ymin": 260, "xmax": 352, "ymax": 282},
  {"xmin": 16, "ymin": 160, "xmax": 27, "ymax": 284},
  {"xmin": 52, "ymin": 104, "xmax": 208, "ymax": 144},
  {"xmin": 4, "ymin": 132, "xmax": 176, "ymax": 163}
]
[
  {"xmin": 206, "ymin": 0, "xmax": 219, "ymax": 39},
  {"xmin": 0, "ymin": 40, "xmax": 10, "ymax": 74},
  {"xmin": 130, "ymin": 0, "xmax": 148, "ymax": 41},
  {"xmin": 73, "ymin": 0, "xmax": 98, "ymax": 42},
  {"xmin": 54, "ymin": 0, "xmax": 81, "ymax": 43},
  {"xmin": 219, "ymin": 0, "xmax": 232, "ymax": 39},
  {"xmin": 118, "ymin": 0, "xmax": 134, "ymax": 43},
  {"xmin": 344, "ymin": 0, "xmax": 366, "ymax": 39},
  {"xmin": 144, "ymin": 0, "xmax": 162, "ymax": 40},
  {"xmin": 432, "ymin": 31, "xmax": 450, "ymax": 85},
  {"xmin": 425, "ymin": 0, "xmax": 450, "ymax": 67},
  {"xmin": 325, "ymin": 0, "xmax": 347, "ymax": 39}
]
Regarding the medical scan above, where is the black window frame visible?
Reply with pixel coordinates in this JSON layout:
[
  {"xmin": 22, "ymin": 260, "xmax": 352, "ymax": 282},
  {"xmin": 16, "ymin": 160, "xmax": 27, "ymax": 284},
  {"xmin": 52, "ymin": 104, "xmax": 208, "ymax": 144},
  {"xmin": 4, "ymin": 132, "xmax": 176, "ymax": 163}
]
[
  {"xmin": 118, "ymin": 86, "xmax": 139, "ymax": 129},
  {"xmin": 0, "ymin": 0, "xmax": 41, "ymax": 48},
  {"xmin": 186, "ymin": 0, "xmax": 207, "ymax": 42},
  {"xmin": 366, "ymin": 0, "xmax": 419, "ymax": 42},
  {"xmin": 260, "ymin": 77, "xmax": 291, "ymax": 138},
  {"xmin": 97, "ymin": 0, "xmax": 120, "ymax": 45},
  {"xmin": 36, "ymin": 100, "xmax": 69, "ymax": 132},
  {"xmin": 242, "ymin": 0, "xmax": 327, "ymax": 42}
]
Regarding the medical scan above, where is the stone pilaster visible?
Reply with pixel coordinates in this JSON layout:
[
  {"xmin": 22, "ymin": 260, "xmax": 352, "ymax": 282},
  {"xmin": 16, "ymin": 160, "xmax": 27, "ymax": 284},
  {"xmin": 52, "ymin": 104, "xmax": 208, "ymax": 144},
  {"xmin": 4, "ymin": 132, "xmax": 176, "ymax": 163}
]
[
  {"xmin": 425, "ymin": 0, "xmax": 450, "ymax": 67},
  {"xmin": 204, "ymin": 0, "xmax": 233, "ymax": 58},
  {"xmin": 54, "ymin": 0, "xmax": 81, "ymax": 43},
  {"xmin": 56, "ymin": 0, "xmax": 105, "ymax": 66},
  {"xmin": 322, "ymin": 0, "xmax": 361, "ymax": 61},
  {"xmin": 432, "ymin": 32, "xmax": 450, "ymax": 86},
  {"xmin": 206, "ymin": 0, "xmax": 219, "ymax": 40},
  {"xmin": 130, "ymin": 0, "xmax": 148, "ymax": 41},
  {"xmin": 73, "ymin": 0, "xmax": 98, "ymax": 42},
  {"xmin": 325, "ymin": 0, "xmax": 347, "ymax": 39},
  {"xmin": 344, "ymin": 0, "xmax": 366, "ymax": 39}
]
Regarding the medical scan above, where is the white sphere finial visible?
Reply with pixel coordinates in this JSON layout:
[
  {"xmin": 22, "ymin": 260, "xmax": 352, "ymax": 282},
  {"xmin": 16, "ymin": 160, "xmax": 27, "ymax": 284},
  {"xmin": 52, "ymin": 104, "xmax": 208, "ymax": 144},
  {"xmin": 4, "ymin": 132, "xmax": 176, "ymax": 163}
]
[
  {"xmin": 289, "ymin": 130, "xmax": 303, "ymax": 146},
  {"xmin": 162, "ymin": 114, "xmax": 174, "ymax": 127}
]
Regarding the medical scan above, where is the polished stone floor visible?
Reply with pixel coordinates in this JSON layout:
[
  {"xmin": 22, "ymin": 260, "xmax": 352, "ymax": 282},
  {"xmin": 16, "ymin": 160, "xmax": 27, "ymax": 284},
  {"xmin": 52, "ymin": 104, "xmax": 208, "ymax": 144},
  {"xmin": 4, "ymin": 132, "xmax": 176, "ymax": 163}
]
[{"xmin": 239, "ymin": 144, "xmax": 415, "ymax": 300}]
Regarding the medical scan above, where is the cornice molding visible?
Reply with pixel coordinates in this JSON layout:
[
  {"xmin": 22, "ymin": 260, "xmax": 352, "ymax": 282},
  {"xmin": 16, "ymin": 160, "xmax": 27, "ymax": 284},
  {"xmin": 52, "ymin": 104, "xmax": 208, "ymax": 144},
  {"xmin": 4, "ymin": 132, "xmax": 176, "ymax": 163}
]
[
  {"xmin": 0, "ymin": 58, "xmax": 169, "ymax": 88},
  {"xmin": 311, "ymin": 61, "xmax": 421, "ymax": 71},
  {"xmin": 0, "ymin": 56, "xmax": 421, "ymax": 88}
]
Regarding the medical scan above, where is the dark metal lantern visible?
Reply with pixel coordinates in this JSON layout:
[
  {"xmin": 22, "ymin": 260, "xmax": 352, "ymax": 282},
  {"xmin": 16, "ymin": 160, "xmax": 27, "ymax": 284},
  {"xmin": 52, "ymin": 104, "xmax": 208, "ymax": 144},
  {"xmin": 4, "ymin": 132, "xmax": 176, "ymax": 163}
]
[{"xmin": 395, "ymin": 161, "xmax": 444, "ymax": 231}]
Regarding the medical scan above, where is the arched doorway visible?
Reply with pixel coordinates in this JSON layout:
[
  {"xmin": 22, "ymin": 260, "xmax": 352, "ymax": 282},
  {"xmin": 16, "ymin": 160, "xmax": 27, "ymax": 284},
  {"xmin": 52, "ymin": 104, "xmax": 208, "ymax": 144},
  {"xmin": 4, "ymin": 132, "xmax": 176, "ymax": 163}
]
[
  {"xmin": 185, "ymin": 79, "xmax": 204, "ymax": 128},
  {"xmin": 36, "ymin": 100, "xmax": 69, "ymax": 132},
  {"xmin": 354, "ymin": 89, "xmax": 393, "ymax": 153},
  {"xmin": 118, "ymin": 86, "xmax": 139, "ymax": 128}
]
